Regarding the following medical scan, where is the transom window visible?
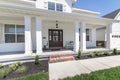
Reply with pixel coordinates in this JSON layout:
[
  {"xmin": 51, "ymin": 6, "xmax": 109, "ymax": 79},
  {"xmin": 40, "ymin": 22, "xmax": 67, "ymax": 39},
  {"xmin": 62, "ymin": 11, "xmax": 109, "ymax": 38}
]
[
  {"xmin": 79, "ymin": 29, "xmax": 90, "ymax": 41},
  {"xmin": 48, "ymin": 2, "xmax": 63, "ymax": 12},
  {"xmin": 4, "ymin": 24, "xmax": 25, "ymax": 43}
]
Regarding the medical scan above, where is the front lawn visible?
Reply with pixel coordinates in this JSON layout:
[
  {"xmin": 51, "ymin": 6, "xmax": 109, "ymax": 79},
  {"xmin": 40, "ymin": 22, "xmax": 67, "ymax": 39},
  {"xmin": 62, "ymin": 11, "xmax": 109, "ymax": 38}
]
[
  {"xmin": 14, "ymin": 72, "xmax": 48, "ymax": 80},
  {"xmin": 62, "ymin": 66, "xmax": 120, "ymax": 80}
]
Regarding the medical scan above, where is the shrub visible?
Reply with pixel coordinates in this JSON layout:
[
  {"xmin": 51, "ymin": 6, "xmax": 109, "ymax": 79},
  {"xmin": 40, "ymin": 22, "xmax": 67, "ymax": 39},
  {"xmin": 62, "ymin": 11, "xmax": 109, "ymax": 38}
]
[
  {"xmin": 35, "ymin": 55, "xmax": 39, "ymax": 65},
  {"xmin": 16, "ymin": 61, "xmax": 23, "ymax": 66},
  {"xmin": 88, "ymin": 52, "xmax": 94, "ymax": 57},
  {"xmin": 0, "ymin": 68, "xmax": 6, "ymax": 78},
  {"xmin": 113, "ymin": 48, "xmax": 117, "ymax": 55},
  {"xmin": 0, "ymin": 64, "xmax": 3, "ymax": 68},
  {"xmin": 15, "ymin": 66, "xmax": 27, "ymax": 74},
  {"xmin": 104, "ymin": 52, "xmax": 111, "ymax": 56},
  {"xmin": 9, "ymin": 63, "xmax": 19, "ymax": 71},
  {"xmin": 0, "ymin": 67, "xmax": 11, "ymax": 78},
  {"xmin": 95, "ymin": 52, "xmax": 103, "ymax": 56},
  {"xmin": 117, "ymin": 50, "xmax": 120, "ymax": 54},
  {"xmin": 77, "ymin": 50, "xmax": 81, "ymax": 58}
]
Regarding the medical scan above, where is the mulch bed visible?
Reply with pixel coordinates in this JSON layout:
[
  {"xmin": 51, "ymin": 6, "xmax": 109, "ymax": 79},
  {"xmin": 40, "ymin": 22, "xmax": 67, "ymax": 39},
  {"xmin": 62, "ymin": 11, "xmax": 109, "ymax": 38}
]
[
  {"xmin": 3, "ymin": 60, "xmax": 48, "ymax": 80},
  {"xmin": 75, "ymin": 54, "xmax": 116, "ymax": 60}
]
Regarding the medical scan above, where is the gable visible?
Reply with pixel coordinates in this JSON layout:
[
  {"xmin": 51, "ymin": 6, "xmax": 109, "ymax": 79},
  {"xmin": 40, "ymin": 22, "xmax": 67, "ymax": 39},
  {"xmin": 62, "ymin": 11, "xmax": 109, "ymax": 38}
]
[{"xmin": 103, "ymin": 9, "xmax": 120, "ymax": 19}]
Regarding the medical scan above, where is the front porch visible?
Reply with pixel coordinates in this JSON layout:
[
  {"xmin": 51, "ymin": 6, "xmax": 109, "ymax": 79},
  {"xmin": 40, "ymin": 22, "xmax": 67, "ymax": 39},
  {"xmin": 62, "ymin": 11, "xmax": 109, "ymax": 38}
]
[{"xmin": 0, "ymin": 5, "xmax": 116, "ymax": 55}]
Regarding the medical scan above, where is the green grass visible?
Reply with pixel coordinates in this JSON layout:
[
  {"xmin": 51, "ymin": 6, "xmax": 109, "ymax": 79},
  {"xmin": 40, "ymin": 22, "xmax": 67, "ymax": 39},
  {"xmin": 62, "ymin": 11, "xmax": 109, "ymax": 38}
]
[
  {"xmin": 62, "ymin": 66, "xmax": 120, "ymax": 80},
  {"xmin": 14, "ymin": 72, "xmax": 48, "ymax": 80}
]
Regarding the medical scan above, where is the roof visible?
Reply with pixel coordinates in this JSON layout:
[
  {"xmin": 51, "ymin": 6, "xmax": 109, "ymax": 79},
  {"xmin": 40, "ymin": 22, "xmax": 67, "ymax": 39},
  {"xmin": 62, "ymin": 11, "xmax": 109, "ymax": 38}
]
[
  {"xmin": 103, "ymin": 8, "xmax": 120, "ymax": 19},
  {"xmin": 73, "ymin": 8, "xmax": 100, "ymax": 15}
]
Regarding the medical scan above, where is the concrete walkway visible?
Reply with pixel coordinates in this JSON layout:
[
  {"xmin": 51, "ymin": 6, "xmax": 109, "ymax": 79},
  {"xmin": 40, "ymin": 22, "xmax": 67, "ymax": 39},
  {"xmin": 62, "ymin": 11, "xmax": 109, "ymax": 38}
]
[{"xmin": 49, "ymin": 55, "xmax": 120, "ymax": 80}]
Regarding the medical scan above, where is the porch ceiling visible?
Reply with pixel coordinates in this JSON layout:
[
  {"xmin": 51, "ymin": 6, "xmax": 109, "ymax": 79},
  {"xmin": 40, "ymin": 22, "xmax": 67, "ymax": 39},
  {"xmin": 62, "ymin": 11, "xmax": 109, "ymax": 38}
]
[{"xmin": 0, "ymin": 4, "xmax": 119, "ymax": 26}]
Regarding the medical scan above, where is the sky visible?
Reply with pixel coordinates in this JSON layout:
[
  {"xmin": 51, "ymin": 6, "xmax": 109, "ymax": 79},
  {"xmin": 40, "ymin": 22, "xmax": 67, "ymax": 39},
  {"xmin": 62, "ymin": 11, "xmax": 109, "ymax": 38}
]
[{"xmin": 73, "ymin": 0, "xmax": 120, "ymax": 16}]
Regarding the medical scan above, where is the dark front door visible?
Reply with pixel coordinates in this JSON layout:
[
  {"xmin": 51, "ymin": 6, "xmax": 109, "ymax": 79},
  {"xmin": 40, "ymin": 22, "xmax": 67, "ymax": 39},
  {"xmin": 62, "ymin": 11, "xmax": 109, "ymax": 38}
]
[{"xmin": 49, "ymin": 29, "xmax": 63, "ymax": 48}]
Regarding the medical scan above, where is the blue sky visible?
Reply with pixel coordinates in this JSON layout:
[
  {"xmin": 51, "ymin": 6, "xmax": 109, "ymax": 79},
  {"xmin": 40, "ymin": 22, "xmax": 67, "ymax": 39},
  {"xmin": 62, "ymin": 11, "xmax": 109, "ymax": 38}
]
[{"xmin": 73, "ymin": 0, "xmax": 120, "ymax": 16}]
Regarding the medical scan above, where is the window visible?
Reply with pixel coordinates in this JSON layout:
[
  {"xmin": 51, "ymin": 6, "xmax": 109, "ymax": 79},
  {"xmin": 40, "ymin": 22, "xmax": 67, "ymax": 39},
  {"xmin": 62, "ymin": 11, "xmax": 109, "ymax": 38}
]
[
  {"xmin": 86, "ymin": 29, "xmax": 90, "ymax": 41},
  {"xmin": 48, "ymin": 2, "xmax": 55, "ymax": 10},
  {"xmin": 48, "ymin": 2, "xmax": 63, "ymax": 12},
  {"xmin": 56, "ymin": 3, "xmax": 63, "ymax": 11},
  {"xmin": 4, "ymin": 24, "xmax": 24, "ymax": 43},
  {"xmin": 79, "ymin": 29, "xmax": 90, "ymax": 41}
]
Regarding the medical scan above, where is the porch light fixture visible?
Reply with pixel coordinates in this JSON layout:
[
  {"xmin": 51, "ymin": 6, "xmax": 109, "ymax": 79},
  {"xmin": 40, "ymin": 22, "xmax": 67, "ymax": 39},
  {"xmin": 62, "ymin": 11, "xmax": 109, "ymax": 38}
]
[{"xmin": 56, "ymin": 20, "xmax": 58, "ymax": 28}]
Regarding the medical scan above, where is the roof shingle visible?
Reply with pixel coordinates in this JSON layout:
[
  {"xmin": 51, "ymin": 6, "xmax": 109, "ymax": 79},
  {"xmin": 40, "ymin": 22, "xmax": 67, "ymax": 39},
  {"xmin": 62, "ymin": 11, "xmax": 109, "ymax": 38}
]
[{"xmin": 103, "ymin": 8, "xmax": 120, "ymax": 19}]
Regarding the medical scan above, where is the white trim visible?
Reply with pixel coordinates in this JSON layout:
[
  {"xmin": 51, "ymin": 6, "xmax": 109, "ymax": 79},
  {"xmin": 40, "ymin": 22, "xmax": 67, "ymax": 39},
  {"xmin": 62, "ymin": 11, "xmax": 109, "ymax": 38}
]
[
  {"xmin": 114, "ymin": 11, "xmax": 120, "ymax": 20},
  {"xmin": 72, "ymin": 8, "xmax": 100, "ymax": 15},
  {"xmin": 3, "ymin": 24, "xmax": 25, "ymax": 44},
  {"xmin": 3, "ymin": 24, "xmax": 5, "ymax": 43},
  {"xmin": 0, "ymin": 4, "xmax": 118, "ymax": 24}
]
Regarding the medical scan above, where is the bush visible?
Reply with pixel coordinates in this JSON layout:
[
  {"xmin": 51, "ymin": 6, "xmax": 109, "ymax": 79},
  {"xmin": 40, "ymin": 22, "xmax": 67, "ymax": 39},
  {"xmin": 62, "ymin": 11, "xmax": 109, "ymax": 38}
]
[
  {"xmin": 113, "ymin": 48, "xmax": 117, "ymax": 55},
  {"xmin": 9, "ymin": 62, "xmax": 19, "ymax": 71},
  {"xmin": 0, "ymin": 67, "xmax": 11, "ymax": 78},
  {"xmin": 35, "ymin": 55, "xmax": 39, "ymax": 65},
  {"xmin": 15, "ymin": 66, "xmax": 27, "ymax": 74},
  {"xmin": 104, "ymin": 52, "xmax": 111, "ymax": 56},
  {"xmin": 77, "ymin": 50, "xmax": 81, "ymax": 58},
  {"xmin": 88, "ymin": 52, "xmax": 94, "ymax": 57},
  {"xmin": 16, "ymin": 61, "xmax": 23, "ymax": 66},
  {"xmin": 95, "ymin": 52, "xmax": 103, "ymax": 56},
  {"xmin": 0, "ymin": 68, "xmax": 6, "ymax": 78},
  {"xmin": 117, "ymin": 50, "xmax": 120, "ymax": 54},
  {"xmin": 0, "ymin": 64, "xmax": 3, "ymax": 68}
]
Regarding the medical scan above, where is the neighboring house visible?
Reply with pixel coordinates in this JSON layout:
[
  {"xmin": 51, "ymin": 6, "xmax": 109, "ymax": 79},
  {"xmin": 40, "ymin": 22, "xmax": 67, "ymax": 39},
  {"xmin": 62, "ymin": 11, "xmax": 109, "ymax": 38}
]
[
  {"xmin": 0, "ymin": 0, "xmax": 119, "ymax": 55},
  {"xmin": 97, "ymin": 9, "xmax": 120, "ymax": 49}
]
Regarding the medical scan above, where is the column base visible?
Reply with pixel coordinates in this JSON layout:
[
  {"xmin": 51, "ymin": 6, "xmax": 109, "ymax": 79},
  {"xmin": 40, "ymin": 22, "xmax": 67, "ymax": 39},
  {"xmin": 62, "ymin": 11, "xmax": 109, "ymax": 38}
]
[
  {"xmin": 36, "ymin": 51, "xmax": 43, "ymax": 55},
  {"xmin": 25, "ymin": 51, "xmax": 32, "ymax": 56}
]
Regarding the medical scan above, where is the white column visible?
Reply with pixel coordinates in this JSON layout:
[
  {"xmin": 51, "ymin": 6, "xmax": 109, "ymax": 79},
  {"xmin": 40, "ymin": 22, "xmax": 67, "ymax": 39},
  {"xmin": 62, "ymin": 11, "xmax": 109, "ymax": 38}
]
[
  {"xmin": 74, "ymin": 21, "xmax": 80, "ymax": 52},
  {"xmin": 106, "ymin": 25, "xmax": 112, "ymax": 49},
  {"xmin": 36, "ymin": 17, "xmax": 43, "ymax": 54},
  {"xmin": 92, "ymin": 28, "xmax": 96, "ymax": 47},
  {"xmin": 24, "ymin": 16, "xmax": 32, "ymax": 55},
  {"xmin": 81, "ymin": 22, "xmax": 86, "ymax": 51}
]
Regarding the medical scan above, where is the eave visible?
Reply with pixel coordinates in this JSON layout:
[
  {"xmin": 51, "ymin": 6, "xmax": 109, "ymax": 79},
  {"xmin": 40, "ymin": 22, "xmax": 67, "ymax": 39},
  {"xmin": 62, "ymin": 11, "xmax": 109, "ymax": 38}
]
[{"xmin": 0, "ymin": 4, "xmax": 119, "ymax": 26}]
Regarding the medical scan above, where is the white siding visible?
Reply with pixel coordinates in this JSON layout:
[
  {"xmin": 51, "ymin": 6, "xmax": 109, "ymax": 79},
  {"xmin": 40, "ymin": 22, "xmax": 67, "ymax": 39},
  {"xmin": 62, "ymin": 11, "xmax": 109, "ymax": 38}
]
[
  {"xmin": 0, "ymin": 19, "xmax": 97, "ymax": 52},
  {"xmin": 0, "ymin": 20, "xmax": 25, "ymax": 52},
  {"xmin": 36, "ymin": 0, "xmax": 72, "ymax": 13},
  {"xmin": 111, "ymin": 15, "xmax": 120, "ymax": 50},
  {"xmin": 42, "ymin": 21, "xmax": 74, "ymax": 47},
  {"xmin": 0, "ymin": 0, "xmax": 35, "ymax": 8}
]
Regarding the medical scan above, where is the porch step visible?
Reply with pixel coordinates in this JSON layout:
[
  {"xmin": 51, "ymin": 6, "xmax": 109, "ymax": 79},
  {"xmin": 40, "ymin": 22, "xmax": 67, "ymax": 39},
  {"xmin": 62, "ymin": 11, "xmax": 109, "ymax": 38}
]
[{"xmin": 49, "ymin": 53, "xmax": 75, "ymax": 63}]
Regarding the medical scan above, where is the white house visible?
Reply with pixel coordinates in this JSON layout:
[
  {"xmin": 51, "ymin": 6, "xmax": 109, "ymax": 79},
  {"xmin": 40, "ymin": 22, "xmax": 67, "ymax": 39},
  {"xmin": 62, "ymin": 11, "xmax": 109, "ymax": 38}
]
[
  {"xmin": 0, "ymin": 0, "xmax": 119, "ymax": 55},
  {"xmin": 97, "ymin": 9, "xmax": 120, "ymax": 50}
]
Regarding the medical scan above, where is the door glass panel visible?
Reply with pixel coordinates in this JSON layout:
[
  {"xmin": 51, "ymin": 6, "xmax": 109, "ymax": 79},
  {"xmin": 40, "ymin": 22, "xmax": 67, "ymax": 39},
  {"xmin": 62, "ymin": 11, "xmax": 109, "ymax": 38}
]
[
  {"xmin": 49, "ymin": 29, "xmax": 63, "ymax": 47},
  {"xmin": 49, "ymin": 31, "xmax": 52, "ymax": 40}
]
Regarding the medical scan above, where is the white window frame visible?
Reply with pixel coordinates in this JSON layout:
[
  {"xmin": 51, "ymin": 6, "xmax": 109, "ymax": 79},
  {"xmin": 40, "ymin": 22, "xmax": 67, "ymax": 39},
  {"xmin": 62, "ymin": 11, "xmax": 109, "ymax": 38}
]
[
  {"xmin": 48, "ymin": 1, "xmax": 63, "ymax": 12},
  {"xmin": 79, "ymin": 28, "xmax": 90, "ymax": 41},
  {"xmin": 56, "ymin": 3, "xmax": 63, "ymax": 12},
  {"xmin": 48, "ymin": 2, "xmax": 55, "ymax": 10},
  {"xmin": 4, "ymin": 24, "xmax": 25, "ymax": 43}
]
